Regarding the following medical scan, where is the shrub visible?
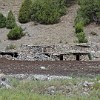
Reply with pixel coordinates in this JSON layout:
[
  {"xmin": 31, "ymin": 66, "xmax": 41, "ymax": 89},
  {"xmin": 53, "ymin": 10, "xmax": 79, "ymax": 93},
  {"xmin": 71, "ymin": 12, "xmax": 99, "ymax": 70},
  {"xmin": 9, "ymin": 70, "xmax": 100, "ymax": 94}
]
[
  {"xmin": 7, "ymin": 26, "xmax": 24, "ymax": 40},
  {"xmin": 78, "ymin": 0, "xmax": 100, "ymax": 25},
  {"xmin": 75, "ymin": 22, "xmax": 84, "ymax": 33},
  {"xmin": 65, "ymin": 0, "xmax": 76, "ymax": 6},
  {"xmin": 6, "ymin": 10, "xmax": 16, "ymax": 29},
  {"xmin": 0, "ymin": 13, "xmax": 6, "ymax": 28},
  {"xmin": 18, "ymin": 0, "xmax": 32, "ymax": 23},
  {"xmin": 31, "ymin": 0, "xmax": 66, "ymax": 24},
  {"xmin": 6, "ymin": 44, "xmax": 16, "ymax": 50},
  {"xmin": 76, "ymin": 32, "xmax": 88, "ymax": 43},
  {"xmin": 75, "ymin": 10, "xmax": 90, "ymax": 26},
  {"xmin": 96, "ymin": 12, "xmax": 100, "ymax": 19}
]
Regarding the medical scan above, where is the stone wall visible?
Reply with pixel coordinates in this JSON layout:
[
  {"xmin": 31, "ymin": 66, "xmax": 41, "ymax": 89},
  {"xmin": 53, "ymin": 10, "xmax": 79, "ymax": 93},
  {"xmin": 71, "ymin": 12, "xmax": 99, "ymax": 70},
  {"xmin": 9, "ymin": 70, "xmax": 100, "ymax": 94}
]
[
  {"xmin": 17, "ymin": 44, "xmax": 91, "ymax": 61},
  {"xmin": 1, "ymin": 43, "xmax": 100, "ymax": 61}
]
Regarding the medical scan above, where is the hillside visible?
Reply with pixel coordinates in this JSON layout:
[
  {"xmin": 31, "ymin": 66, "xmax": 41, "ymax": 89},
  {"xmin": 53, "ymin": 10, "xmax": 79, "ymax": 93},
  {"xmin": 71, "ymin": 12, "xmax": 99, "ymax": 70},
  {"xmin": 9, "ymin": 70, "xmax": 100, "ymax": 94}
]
[
  {"xmin": 0, "ymin": 1, "xmax": 100, "ymax": 99},
  {"xmin": 0, "ymin": 0, "xmax": 78, "ymax": 50},
  {"xmin": 0, "ymin": 0, "xmax": 100, "ymax": 50}
]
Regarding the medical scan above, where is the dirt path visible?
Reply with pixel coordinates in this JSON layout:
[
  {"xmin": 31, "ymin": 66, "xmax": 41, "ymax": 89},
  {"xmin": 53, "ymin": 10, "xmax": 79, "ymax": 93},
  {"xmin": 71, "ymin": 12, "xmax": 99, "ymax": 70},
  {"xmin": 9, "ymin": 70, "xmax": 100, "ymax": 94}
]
[{"xmin": 0, "ymin": 58, "xmax": 100, "ymax": 76}]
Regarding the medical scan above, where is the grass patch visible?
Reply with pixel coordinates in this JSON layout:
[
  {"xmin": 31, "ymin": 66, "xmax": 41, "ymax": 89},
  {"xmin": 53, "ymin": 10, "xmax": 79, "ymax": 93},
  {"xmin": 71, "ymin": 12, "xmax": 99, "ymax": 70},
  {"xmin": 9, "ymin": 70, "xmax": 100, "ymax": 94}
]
[{"xmin": 0, "ymin": 76, "xmax": 100, "ymax": 99}]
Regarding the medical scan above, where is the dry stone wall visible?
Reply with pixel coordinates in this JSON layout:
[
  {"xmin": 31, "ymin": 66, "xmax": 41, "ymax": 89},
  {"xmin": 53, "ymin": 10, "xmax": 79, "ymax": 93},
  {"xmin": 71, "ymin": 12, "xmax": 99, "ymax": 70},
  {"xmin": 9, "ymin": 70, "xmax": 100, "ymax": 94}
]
[
  {"xmin": 1, "ymin": 43, "xmax": 100, "ymax": 61},
  {"xmin": 17, "ymin": 44, "xmax": 91, "ymax": 61}
]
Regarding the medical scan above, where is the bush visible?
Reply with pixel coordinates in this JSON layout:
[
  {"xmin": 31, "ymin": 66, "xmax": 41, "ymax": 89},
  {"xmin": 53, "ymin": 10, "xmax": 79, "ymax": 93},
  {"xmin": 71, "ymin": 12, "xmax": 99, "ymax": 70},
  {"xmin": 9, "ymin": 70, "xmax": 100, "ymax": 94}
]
[
  {"xmin": 76, "ymin": 32, "xmax": 88, "ymax": 43},
  {"xmin": 7, "ymin": 26, "xmax": 24, "ymax": 40},
  {"xmin": 6, "ymin": 10, "xmax": 16, "ymax": 29},
  {"xmin": 75, "ymin": 10, "xmax": 90, "ymax": 26},
  {"xmin": 6, "ymin": 44, "xmax": 16, "ymax": 50},
  {"xmin": 31, "ymin": 0, "xmax": 66, "ymax": 24},
  {"xmin": 77, "ymin": 0, "xmax": 100, "ymax": 25},
  {"xmin": 65, "ymin": 0, "xmax": 76, "ymax": 6},
  {"xmin": 18, "ymin": 0, "xmax": 32, "ymax": 23},
  {"xmin": 96, "ymin": 12, "xmax": 100, "ymax": 19},
  {"xmin": 0, "ymin": 13, "xmax": 6, "ymax": 28},
  {"xmin": 75, "ymin": 22, "xmax": 84, "ymax": 33}
]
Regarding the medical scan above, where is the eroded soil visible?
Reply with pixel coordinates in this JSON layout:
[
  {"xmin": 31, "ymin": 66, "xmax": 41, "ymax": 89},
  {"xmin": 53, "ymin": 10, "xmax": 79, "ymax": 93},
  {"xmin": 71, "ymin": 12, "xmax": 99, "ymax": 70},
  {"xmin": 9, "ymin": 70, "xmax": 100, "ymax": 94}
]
[{"xmin": 0, "ymin": 58, "xmax": 100, "ymax": 76}]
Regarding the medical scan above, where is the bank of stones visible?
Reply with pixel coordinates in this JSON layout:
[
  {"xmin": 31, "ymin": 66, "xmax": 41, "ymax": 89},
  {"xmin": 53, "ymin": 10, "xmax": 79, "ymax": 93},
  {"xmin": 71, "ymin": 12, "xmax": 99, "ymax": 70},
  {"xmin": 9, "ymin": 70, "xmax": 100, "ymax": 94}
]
[{"xmin": 1, "ymin": 43, "xmax": 100, "ymax": 61}]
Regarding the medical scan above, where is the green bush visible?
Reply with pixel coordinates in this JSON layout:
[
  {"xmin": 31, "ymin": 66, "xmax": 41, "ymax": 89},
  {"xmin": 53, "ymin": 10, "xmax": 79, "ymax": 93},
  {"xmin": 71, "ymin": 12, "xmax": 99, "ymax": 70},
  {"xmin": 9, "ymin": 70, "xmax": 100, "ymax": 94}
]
[
  {"xmin": 65, "ymin": 0, "xmax": 76, "ymax": 6},
  {"xmin": 77, "ymin": 0, "xmax": 100, "ymax": 25},
  {"xmin": 75, "ymin": 22, "xmax": 84, "ymax": 33},
  {"xmin": 96, "ymin": 12, "xmax": 100, "ymax": 19},
  {"xmin": 75, "ymin": 10, "xmax": 90, "ymax": 26},
  {"xmin": 31, "ymin": 0, "xmax": 66, "ymax": 24},
  {"xmin": 76, "ymin": 32, "xmax": 88, "ymax": 43},
  {"xmin": 0, "ymin": 13, "xmax": 6, "ymax": 28},
  {"xmin": 6, "ymin": 10, "xmax": 16, "ymax": 29},
  {"xmin": 7, "ymin": 26, "xmax": 24, "ymax": 40},
  {"xmin": 18, "ymin": 0, "xmax": 32, "ymax": 23}
]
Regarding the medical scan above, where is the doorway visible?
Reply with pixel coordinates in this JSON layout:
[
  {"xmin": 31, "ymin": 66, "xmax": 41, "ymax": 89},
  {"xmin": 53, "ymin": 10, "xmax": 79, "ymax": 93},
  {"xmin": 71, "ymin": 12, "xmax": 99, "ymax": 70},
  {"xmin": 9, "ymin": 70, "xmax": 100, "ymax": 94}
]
[
  {"xmin": 76, "ymin": 54, "xmax": 80, "ymax": 61},
  {"xmin": 60, "ymin": 55, "xmax": 63, "ymax": 61}
]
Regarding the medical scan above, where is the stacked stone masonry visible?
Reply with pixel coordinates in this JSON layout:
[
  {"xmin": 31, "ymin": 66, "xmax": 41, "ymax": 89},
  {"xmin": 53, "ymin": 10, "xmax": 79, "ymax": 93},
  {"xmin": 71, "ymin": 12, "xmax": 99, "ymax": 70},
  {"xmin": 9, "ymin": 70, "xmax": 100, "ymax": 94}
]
[{"xmin": 1, "ymin": 43, "xmax": 100, "ymax": 61}]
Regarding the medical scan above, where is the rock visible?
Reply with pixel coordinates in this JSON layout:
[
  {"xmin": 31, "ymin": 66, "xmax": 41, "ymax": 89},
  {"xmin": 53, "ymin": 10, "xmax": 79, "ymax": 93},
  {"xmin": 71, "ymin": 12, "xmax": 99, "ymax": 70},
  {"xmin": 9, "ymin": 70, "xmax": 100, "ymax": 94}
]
[
  {"xmin": 98, "ymin": 80, "xmax": 100, "ymax": 83},
  {"xmin": 3, "ymin": 55, "xmax": 12, "ymax": 60},
  {"xmin": 0, "ymin": 77, "xmax": 12, "ymax": 89},
  {"xmin": 65, "ymin": 86, "xmax": 71, "ymax": 93},
  {"xmin": 34, "ymin": 75, "xmax": 48, "ymax": 81},
  {"xmin": 0, "ymin": 73, "xmax": 5, "ymax": 78},
  {"xmin": 40, "ymin": 66, "xmax": 46, "ymax": 70},
  {"xmin": 8, "ymin": 74, "xmax": 29, "ymax": 80},
  {"xmin": 0, "ymin": 81, "xmax": 12, "ymax": 89},
  {"xmin": 47, "ymin": 86, "xmax": 56, "ymax": 95},
  {"xmin": 94, "ymin": 51, "xmax": 100, "ymax": 58},
  {"xmin": 0, "ymin": 55, "xmax": 2, "ymax": 58},
  {"xmin": 83, "ymin": 81, "xmax": 94, "ymax": 87},
  {"xmin": 83, "ymin": 92, "xmax": 89, "ymax": 95},
  {"xmin": 90, "ymin": 31, "xmax": 98, "ymax": 36}
]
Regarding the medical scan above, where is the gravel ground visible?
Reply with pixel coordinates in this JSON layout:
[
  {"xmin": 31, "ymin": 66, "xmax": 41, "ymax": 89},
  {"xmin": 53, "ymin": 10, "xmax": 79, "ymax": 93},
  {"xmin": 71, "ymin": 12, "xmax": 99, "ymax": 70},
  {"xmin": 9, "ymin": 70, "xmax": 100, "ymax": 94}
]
[{"xmin": 85, "ymin": 23, "xmax": 100, "ymax": 43}]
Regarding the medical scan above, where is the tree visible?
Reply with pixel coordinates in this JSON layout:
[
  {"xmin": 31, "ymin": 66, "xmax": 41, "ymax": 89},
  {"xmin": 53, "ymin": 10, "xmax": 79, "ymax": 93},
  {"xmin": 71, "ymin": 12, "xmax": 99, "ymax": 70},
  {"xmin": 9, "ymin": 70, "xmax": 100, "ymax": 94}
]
[
  {"xmin": 18, "ymin": 0, "xmax": 32, "ymax": 23},
  {"xmin": 0, "ymin": 13, "xmax": 6, "ymax": 28},
  {"xmin": 7, "ymin": 26, "xmax": 24, "ymax": 40},
  {"xmin": 31, "ymin": 0, "xmax": 66, "ymax": 24},
  {"xmin": 6, "ymin": 10, "xmax": 16, "ymax": 29}
]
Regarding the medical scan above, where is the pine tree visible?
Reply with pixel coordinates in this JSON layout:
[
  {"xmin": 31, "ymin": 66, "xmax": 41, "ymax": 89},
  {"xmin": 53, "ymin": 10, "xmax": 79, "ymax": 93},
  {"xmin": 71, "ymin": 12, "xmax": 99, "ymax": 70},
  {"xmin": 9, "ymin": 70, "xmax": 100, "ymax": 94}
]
[
  {"xmin": 0, "ymin": 13, "xmax": 6, "ymax": 28},
  {"xmin": 7, "ymin": 26, "xmax": 24, "ymax": 40},
  {"xmin": 18, "ymin": 0, "xmax": 32, "ymax": 23},
  {"xmin": 6, "ymin": 10, "xmax": 16, "ymax": 29}
]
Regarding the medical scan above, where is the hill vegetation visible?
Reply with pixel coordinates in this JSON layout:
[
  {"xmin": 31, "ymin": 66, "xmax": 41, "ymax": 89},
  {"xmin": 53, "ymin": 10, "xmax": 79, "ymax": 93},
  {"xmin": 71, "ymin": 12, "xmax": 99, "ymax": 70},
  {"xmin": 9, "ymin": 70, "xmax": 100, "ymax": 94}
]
[
  {"xmin": 6, "ymin": 10, "xmax": 16, "ymax": 29},
  {"xmin": 19, "ymin": 0, "xmax": 67, "ymax": 24},
  {"xmin": 76, "ymin": 0, "xmax": 100, "ymax": 25},
  {"xmin": 0, "ymin": 13, "xmax": 6, "ymax": 28},
  {"xmin": 0, "ymin": 76, "xmax": 100, "ymax": 100},
  {"xmin": 18, "ymin": 0, "xmax": 32, "ymax": 23},
  {"xmin": 18, "ymin": 0, "xmax": 100, "ymax": 43}
]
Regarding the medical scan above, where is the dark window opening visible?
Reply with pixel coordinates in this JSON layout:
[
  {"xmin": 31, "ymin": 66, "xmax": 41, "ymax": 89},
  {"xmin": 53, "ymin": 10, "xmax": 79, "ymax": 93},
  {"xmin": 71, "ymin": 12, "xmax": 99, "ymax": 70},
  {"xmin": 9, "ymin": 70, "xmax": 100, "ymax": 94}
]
[
  {"xmin": 60, "ymin": 55, "xmax": 63, "ymax": 61},
  {"xmin": 44, "ymin": 53, "xmax": 50, "ymax": 57},
  {"xmin": 14, "ymin": 53, "xmax": 18, "ymax": 57},
  {"xmin": 0, "ymin": 52, "xmax": 18, "ymax": 58},
  {"xmin": 76, "ymin": 55, "xmax": 80, "ymax": 61}
]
